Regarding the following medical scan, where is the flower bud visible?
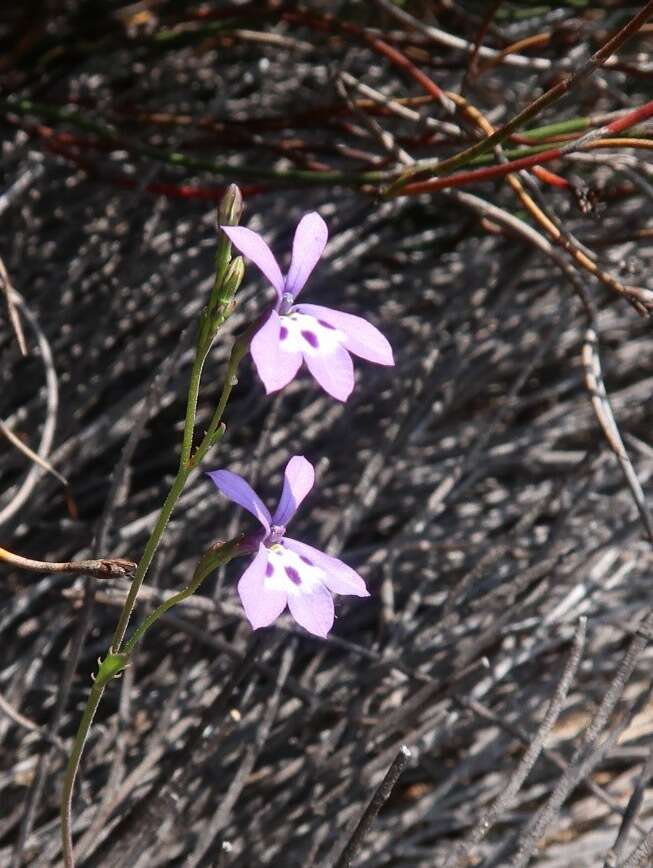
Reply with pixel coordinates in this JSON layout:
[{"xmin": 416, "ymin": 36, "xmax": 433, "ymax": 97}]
[
  {"xmin": 222, "ymin": 255, "xmax": 244, "ymax": 299},
  {"xmin": 217, "ymin": 183, "xmax": 243, "ymax": 227}
]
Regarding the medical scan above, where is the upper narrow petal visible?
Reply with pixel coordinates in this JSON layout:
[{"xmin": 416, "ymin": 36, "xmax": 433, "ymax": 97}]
[
  {"xmin": 272, "ymin": 456, "xmax": 315, "ymax": 527},
  {"xmin": 287, "ymin": 582, "xmax": 334, "ymax": 638},
  {"xmin": 283, "ymin": 537, "xmax": 370, "ymax": 597},
  {"xmin": 238, "ymin": 545, "xmax": 287, "ymax": 629},
  {"xmin": 207, "ymin": 469, "xmax": 271, "ymax": 532},
  {"xmin": 295, "ymin": 304, "xmax": 394, "ymax": 366},
  {"xmin": 303, "ymin": 343, "xmax": 354, "ymax": 402},
  {"xmin": 284, "ymin": 213, "xmax": 328, "ymax": 298},
  {"xmin": 251, "ymin": 310, "xmax": 303, "ymax": 394},
  {"xmin": 221, "ymin": 225, "xmax": 284, "ymax": 300}
]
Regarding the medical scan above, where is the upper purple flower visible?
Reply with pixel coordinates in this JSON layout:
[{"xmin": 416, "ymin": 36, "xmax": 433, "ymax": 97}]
[
  {"xmin": 207, "ymin": 455, "xmax": 369, "ymax": 637},
  {"xmin": 221, "ymin": 213, "xmax": 394, "ymax": 401}
]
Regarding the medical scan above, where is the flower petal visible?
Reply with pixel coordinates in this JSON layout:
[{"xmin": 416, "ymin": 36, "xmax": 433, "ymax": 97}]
[
  {"xmin": 272, "ymin": 455, "xmax": 315, "ymax": 527},
  {"xmin": 287, "ymin": 582, "xmax": 334, "ymax": 638},
  {"xmin": 295, "ymin": 304, "xmax": 394, "ymax": 366},
  {"xmin": 220, "ymin": 225, "xmax": 284, "ymax": 300},
  {"xmin": 284, "ymin": 212, "xmax": 328, "ymax": 298},
  {"xmin": 251, "ymin": 310, "xmax": 303, "ymax": 394},
  {"xmin": 303, "ymin": 342, "xmax": 354, "ymax": 402},
  {"xmin": 284, "ymin": 537, "xmax": 370, "ymax": 597},
  {"xmin": 207, "ymin": 469, "xmax": 271, "ymax": 533},
  {"xmin": 238, "ymin": 545, "xmax": 287, "ymax": 629}
]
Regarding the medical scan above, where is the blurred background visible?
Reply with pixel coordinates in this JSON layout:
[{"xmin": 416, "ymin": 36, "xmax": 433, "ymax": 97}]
[{"xmin": 2, "ymin": 2, "xmax": 653, "ymax": 866}]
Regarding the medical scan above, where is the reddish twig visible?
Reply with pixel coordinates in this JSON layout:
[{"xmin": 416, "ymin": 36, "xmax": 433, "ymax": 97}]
[
  {"xmin": 18, "ymin": 120, "xmax": 267, "ymax": 202},
  {"xmin": 395, "ymin": 97, "xmax": 653, "ymax": 196},
  {"xmin": 391, "ymin": 0, "xmax": 653, "ymax": 187},
  {"xmin": 466, "ymin": 0, "xmax": 504, "ymax": 79}
]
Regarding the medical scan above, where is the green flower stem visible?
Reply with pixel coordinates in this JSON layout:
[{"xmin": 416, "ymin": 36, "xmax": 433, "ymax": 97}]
[
  {"xmin": 60, "ymin": 679, "xmax": 101, "ymax": 868},
  {"xmin": 190, "ymin": 329, "xmax": 251, "ymax": 467},
  {"xmin": 114, "ymin": 276, "xmax": 246, "ymax": 645},
  {"xmin": 121, "ymin": 539, "xmax": 241, "ymax": 656},
  {"xmin": 60, "ymin": 535, "xmax": 240, "ymax": 868},
  {"xmin": 179, "ymin": 335, "xmax": 211, "ymax": 470},
  {"xmin": 181, "ymin": 201, "xmax": 242, "ymax": 469},
  {"xmin": 109, "ymin": 467, "xmax": 191, "ymax": 652},
  {"xmin": 116, "ymin": 333, "xmax": 247, "ymax": 650},
  {"xmin": 60, "ymin": 193, "xmax": 247, "ymax": 866},
  {"xmin": 60, "ymin": 653, "xmax": 128, "ymax": 868},
  {"xmin": 60, "ymin": 342, "xmax": 248, "ymax": 865}
]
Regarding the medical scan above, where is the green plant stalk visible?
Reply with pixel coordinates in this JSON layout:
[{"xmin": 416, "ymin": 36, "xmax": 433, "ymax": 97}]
[
  {"xmin": 180, "ymin": 233, "xmax": 233, "ymax": 468},
  {"xmin": 122, "ymin": 539, "xmax": 241, "ymax": 656},
  {"xmin": 109, "ymin": 467, "xmax": 191, "ymax": 653},
  {"xmin": 113, "ymin": 303, "xmax": 236, "ymax": 646},
  {"xmin": 182, "ymin": 191, "xmax": 242, "ymax": 468},
  {"xmin": 60, "ymin": 537, "xmax": 241, "ymax": 866},
  {"xmin": 191, "ymin": 338, "xmax": 247, "ymax": 467},
  {"xmin": 59, "ymin": 684, "xmax": 100, "ymax": 868},
  {"xmin": 60, "ymin": 534, "xmax": 242, "ymax": 866},
  {"xmin": 60, "ymin": 343, "xmax": 246, "ymax": 865},
  {"xmin": 519, "ymin": 117, "xmax": 591, "ymax": 141},
  {"xmin": 60, "ymin": 652, "xmax": 128, "ymax": 868},
  {"xmin": 518, "ymin": 111, "xmax": 648, "ymax": 141},
  {"xmin": 60, "ymin": 204, "xmax": 247, "ymax": 866},
  {"xmin": 179, "ymin": 332, "xmax": 211, "ymax": 469}
]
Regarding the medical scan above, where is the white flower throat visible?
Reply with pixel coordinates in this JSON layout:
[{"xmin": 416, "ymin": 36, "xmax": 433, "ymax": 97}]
[
  {"xmin": 265, "ymin": 543, "xmax": 326, "ymax": 595},
  {"xmin": 279, "ymin": 311, "xmax": 346, "ymax": 356}
]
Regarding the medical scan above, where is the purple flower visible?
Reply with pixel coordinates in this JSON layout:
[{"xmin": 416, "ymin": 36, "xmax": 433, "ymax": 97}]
[
  {"xmin": 221, "ymin": 213, "xmax": 394, "ymax": 401},
  {"xmin": 207, "ymin": 455, "xmax": 369, "ymax": 637}
]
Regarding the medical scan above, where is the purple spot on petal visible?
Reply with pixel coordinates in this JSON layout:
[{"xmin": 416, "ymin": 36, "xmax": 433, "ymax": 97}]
[
  {"xmin": 301, "ymin": 330, "xmax": 319, "ymax": 348},
  {"xmin": 300, "ymin": 555, "xmax": 313, "ymax": 566},
  {"xmin": 285, "ymin": 566, "xmax": 302, "ymax": 585},
  {"xmin": 318, "ymin": 319, "xmax": 336, "ymax": 330},
  {"xmin": 265, "ymin": 562, "xmax": 274, "ymax": 577},
  {"xmin": 279, "ymin": 326, "xmax": 288, "ymax": 340}
]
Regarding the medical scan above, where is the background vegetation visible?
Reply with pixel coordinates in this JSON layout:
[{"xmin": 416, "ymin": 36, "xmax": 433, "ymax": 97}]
[{"xmin": 2, "ymin": 1, "xmax": 653, "ymax": 865}]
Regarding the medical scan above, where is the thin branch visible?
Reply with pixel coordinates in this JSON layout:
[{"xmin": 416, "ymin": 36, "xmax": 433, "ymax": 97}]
[
  {"xmin": 0, "ymin": 546, "xmax": 135, "ymax": 579},
  {"xmin": 604, "ymin": 744, "xmax": 653, "ymax": 865},
  {"xmin": 447, "ymin": 617, "xmax": 587, "ymax": 866},
  {"xmin": 333, "ymin": 746, "xmax": 411, "ymax": 868},
  {"xmin": 0, "ymin": 255, "xmax": 27, "ymax": 355},
  {"xmin": 0, "ymin": 288, "xmax": 59, "ymax": 528},
  {"xmin": 618, "ymin": 827, "xmax": 653, "ymax": 868},
  {"xmin": 0, "ymin": 690, "xmax": 64, "ymax": 753},
  {"xmin": 0, "ymin": 419, "xmax": 68, "ymax": 488}
]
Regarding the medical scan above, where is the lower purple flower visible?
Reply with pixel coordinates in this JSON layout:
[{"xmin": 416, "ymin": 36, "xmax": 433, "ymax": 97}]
[{"xmin": 207, "ymin": 456, "xmax": 369, "ymax": 637}]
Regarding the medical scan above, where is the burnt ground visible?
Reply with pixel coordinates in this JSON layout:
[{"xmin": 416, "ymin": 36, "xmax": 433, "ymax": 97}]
[{"xmin": 2, "ymin": 2, "xmax": 653, "ymax": 866}]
